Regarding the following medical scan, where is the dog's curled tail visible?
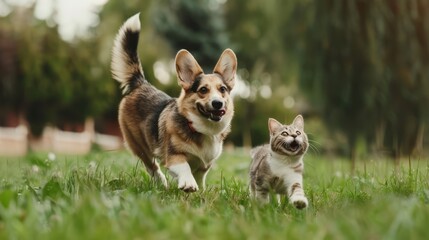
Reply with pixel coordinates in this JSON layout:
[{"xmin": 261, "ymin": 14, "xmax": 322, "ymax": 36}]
[{"xmin": 111, "ymin": 13, "xmax": 146, "ymax": 95}]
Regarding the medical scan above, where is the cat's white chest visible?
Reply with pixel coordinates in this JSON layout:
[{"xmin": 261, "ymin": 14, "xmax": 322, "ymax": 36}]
[
  {"xmin": 267, "ymin": 157, "xmax": 304, "ymax": 194},
  {"xmin": 267, "ymin": 156, "xmax": 303, "ymax": 178},
  {"xmin": 269, "ymin": 162, "xmax": 295, "ymax": 177}
]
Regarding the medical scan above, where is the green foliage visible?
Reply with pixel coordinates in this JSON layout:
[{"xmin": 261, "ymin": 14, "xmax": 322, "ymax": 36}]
[
  {"xmin": 153, "ymin": 0, "xmax": 229, "ymax": 70},
  {"xmin": 0, "ymin": 7, "xmax": 116, "ymax": 135},
  {"xmin": 0, "ymin": 27, "xmax": 20, "ymax": 114},
  {"xmin": 0, "ymin": 189, "xmax": 16, "ymax": 208},
  {"xmin": 285, "ymin": 0, "xmax": 429, "ymax": 157},
  {"xmin": 223, "ymin": 0, "xmax": 303, "ymax": 147},
  {"xmin": 0, "ymin": 151, "xmax": 429, "ymax": 239},
  {"xmin": 224, "ymin": 0, "xmax": 290, "ymax": 75}
]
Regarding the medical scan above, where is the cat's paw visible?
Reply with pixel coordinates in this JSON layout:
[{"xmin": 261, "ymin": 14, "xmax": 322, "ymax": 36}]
[{"xmin": 290, "ymin": 195, "xmax": 308, "ymax": 209}]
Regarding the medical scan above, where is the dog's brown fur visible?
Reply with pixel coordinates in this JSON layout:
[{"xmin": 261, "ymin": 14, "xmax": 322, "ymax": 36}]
[{"xmin": 111, "ymin": 14, "xmax": 237, "ymax": 192}]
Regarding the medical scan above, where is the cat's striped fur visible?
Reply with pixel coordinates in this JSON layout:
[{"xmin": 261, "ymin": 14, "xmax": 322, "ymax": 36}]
[{"xmin": 249, "ymin": 115, "xmax": 309, "ymax": 209}]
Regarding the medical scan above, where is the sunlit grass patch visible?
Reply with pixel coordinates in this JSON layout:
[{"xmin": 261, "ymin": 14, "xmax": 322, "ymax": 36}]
[{"xmin": 1, "ymin": 150, "xmax": 429, "ymax": 239}]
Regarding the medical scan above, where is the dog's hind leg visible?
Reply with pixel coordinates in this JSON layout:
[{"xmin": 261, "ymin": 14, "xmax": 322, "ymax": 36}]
[
  {"xmin": 122, "ymin": 127, "xmax": 168, "ymax": 187},
  {"xmin": 136, "ymin": 152, "xmax": 168, "ymax": 188},
  {"xmin": 135, "ymin": 152, "xmax": 168, "ymax": 188},
  {"xmin": 147, "ymin": 159, "xmax": 168, "ymax": 187}
]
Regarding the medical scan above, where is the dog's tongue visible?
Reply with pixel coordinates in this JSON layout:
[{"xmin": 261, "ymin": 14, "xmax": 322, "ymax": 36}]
[{"xmin": 211, "ymin": 110, "xmax": 225, "ymax": 117}]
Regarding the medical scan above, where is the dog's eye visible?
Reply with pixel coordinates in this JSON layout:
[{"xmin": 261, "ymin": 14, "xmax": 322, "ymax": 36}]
[
  {"xmin": 219, "ymin": 86, "xmax": 227, "ymax": 93},
  {"xmin": 296, "ymin": 131, "xmax": 301, "ymax": 135},
  {"xmin": 199, "ymin": 87, "xmax": 208, "ymax": 94},
  {"xmin": 281, "ymin": 131, "xmax": 288, "ymax": 136}
]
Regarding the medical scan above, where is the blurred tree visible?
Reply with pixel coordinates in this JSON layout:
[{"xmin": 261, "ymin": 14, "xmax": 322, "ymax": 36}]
[
  {"xmin": 224, "ymin": 0, "xmax": 287, "ymax": 77},
  {"xmin": 0, "ymin": 4, "xmax": 115, "ymax": 135},
  {"xmin": 285, "ymin": 0, "xmax": 429, "ymax": 161},
  {"xmin": 153, "ymin": 0, "xmax": 229, "ymax": 71},
  {"xmin": 378, "ymin": 0, "xmax": 429, "ymax": 159},
  {"xmin": 55, "ymin": 38, "xmax": 113, "ymax": 128},
  {"xmin": 0, "ymin": 25, "xmax": 20, "ymax": 124},
  {"xmin": 20, "ymin": 23, "xmax": 69, "ymax": 135},
  {"xmin": 287, "ymin": 1, "xmax": 381, "ymax": 167},
  {"xmin": 223, "ymin": 0, "xmax": 301, "ymax": 147}
]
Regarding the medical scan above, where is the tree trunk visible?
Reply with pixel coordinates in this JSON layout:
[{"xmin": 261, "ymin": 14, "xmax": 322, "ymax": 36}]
[
  {"xmin": 375, "ymin": 121, "xmax": 385, "ymax": 153},
  {"xmin": 242, "ymin": 101, "xmax": 254, "ymax": 148},
  {"xmin": 350, "ymin": 144, "xmax": 357, "ymax": 174},
  {"xmin": 412, "ymin": 122, "xmax": 425, "ymax": 157},
  {"xmin": 393, "ymin": 134, "xmax": 401, "ymax": 166}
]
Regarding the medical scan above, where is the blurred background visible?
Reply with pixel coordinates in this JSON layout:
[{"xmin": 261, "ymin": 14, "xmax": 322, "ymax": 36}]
[{"xmin": 1, "ymin": 0, "xmax": 428, "ymax": 163}]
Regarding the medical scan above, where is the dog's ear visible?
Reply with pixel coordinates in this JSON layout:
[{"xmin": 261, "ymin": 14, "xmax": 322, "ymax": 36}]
[
  {"xmin": 175, "ymin": 50, "xmax": 204, "ymax": 90},
  {"xmin": 213, "ymin": 49, "xmax": 237, "ymax": 90}
]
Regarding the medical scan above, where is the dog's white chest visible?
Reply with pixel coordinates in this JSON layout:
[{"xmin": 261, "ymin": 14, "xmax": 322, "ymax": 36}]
[{"xmin": 189, "ymin": 136, "xmax": 223, "ymax": 165}]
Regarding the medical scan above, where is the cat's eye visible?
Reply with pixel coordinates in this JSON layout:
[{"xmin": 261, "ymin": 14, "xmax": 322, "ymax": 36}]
[
  {"xmin": 281, "ymin": 131, "xmax": 289, "ymax": 136},
  {"xmin": 296, "ymin": 131, "xmax": 301, "ymax": 135}
]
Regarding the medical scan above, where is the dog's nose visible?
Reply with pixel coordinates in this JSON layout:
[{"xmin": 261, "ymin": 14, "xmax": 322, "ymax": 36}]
[{"xmin": 212, "ymin": 100, "xmax": 223, "ymax": 110}]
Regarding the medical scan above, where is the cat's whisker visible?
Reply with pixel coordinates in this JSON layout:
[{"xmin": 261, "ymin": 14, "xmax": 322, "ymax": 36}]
[
  {"xmin": 303, "ymin": 159, "xmax": 315, "ymax": 169},
  {"xmin": 308, "ymin": 144, "xmax": 321, "ymax": 155},
  {"xmin": 306, "ymin": 137, "xmax": 322, "ymax": 155},
  {"xmin": 308, "ymin": 142, "xmax": 322, "ymax": 149},
  {"xmin": 307, "ymin": 137, "xmax": 322, "ymax": 145}
]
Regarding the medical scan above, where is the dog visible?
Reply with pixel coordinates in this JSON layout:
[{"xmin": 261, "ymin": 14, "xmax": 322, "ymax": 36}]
[{"xmin": 111, "ymin": 13, "xmax": 237, "ymax": 192}]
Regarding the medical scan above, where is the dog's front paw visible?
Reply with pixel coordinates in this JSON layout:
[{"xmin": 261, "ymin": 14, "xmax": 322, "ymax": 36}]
[
  {"xmin": 168, "ymin": 162, "xmax": 199, "ymax": 192},
  {"xmin": 178, "ymin": 175, "xmax": 199, "ymax": 192},
  {"xmin": 290, "ymin": 195, "xmax": 308, "ymax": 209}
]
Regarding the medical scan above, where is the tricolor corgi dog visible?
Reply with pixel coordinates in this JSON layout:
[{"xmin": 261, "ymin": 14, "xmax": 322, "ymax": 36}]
[{"xmin": 111, "ymin": 14, "xmax": 237, "ymax": 192}]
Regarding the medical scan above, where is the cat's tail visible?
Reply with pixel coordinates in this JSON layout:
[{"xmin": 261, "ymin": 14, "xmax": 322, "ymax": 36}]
[{"xmin": 250, "ymin": 146, "xmax": 263, "ymax": 159}]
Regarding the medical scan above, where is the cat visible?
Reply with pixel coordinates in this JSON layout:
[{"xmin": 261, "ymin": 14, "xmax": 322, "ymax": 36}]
[{"xmin": 249, "ymin": 115, "xmax": 309, "ymax": 209}]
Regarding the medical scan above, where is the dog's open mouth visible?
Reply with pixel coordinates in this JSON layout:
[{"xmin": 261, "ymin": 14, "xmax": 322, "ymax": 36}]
[{"xmin": 197, "ymin": 103, "xmax": 225, "ymax": 122}]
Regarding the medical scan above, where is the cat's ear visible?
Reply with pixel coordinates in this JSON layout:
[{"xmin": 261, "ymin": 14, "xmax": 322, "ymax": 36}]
[
  {"xmin": 292, "ymin": 115, "xmax": 304, "ymax": 130},
  {"xmin": 268, "ymin": 118, "xmax": 283, "ymax": 135}
]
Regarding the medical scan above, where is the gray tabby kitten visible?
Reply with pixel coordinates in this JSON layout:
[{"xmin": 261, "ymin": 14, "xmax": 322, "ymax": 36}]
[{"xmin": 249, "ymin": 115, "xmax": 309, "ymax": 209}]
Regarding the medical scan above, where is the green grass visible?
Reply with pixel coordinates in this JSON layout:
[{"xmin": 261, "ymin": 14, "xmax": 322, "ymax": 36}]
[{"xmin": 1, "ymin": 149, "xmax": 429, "ymax": 240}]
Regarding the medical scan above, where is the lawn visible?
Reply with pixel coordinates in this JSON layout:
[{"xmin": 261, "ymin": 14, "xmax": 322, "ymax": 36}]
[{"xmin": 0, "ymin": 148, "xmax": 428, "ymax": 240}]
